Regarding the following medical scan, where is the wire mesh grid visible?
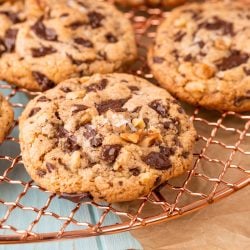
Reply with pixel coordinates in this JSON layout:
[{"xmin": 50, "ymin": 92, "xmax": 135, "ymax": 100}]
[{"xmin": 0, "ymin": 3, "xmax": 249, "ymax": 244}]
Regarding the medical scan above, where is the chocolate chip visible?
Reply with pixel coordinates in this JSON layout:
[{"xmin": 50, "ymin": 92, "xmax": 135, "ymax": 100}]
[
  {"xmin": 149, "ymin": 100, "xmax": 168, "ymax": 117},
  {"xmin": 198, "ymin": 16, "xmax": 234, "ymax": 35},
  {"xmin": 0, "ymin": 11, "xmax": 22, "ymax": 23},
  {"xmin": 128, "ymin": 86, "xmax": 139, "ymax": 91},
  {"xmin": 163, "ymin": 121, "xmax": 171, "ymax": 129},
  {"xmin": 58, "ymin": 126, "xmax": 69, "ymax": 138},
  {"xmin": 132, "ymin": 106, "xmax": 142, "ymax": 113},
  {"xmin": 142, "ymin": 152, "xmax": 172, "ymax": 170},
  {"xmin": 96, "ymin": 98, "xmax": 129, "ymax": 114},
  {"xmin": 72, "ymin": 104, "xmax": 88, "ymax": 114},
  {"xmin": 101, "ymin": 144, "xmax": 122, "ymax": 163},
  {"xmin": 67, "ymin": 54, "xmax": 84, "ymax": 65},
  {"xmin": 32, "ymin": 71, "xmax": 55, "ymax": 91},
  {"xmin": 46, "ymin": 162, "xmax": 55, "ymax": 173},
  {"xmin": 4, "ymin": 28, "xmax": 18, "ymax": 52},
  {"xmin": 31, "ymin": 46, "xmax": 57, "ymax": 57},
  {"xmin": 65, "ymin": 135, "xmax": 80, "ymax": 152},
  {"xmin": 234, "ymin": 90, "xmax": 250, "ymax": 107},
  {"xmin": 60, "ymin": 192, "xmax": 93, "ymax": 203},
  {"xmin": 87, "ymin": 11, "xmax": 105, "ymax": 29},
  {"xmin": 60, "ymin": 86, "xmax": 72, "ymax": 93},
  {"xmin": 129, "ymin": 167, "xmax": 140, "ymax": 176},
  {"xmin": 197, "ymin": 40, "xmax": 205, "ymax": 48},
  {"xmin": 67, "ymin": 21, "xmax": 85, "ymax": 30},
  {"xmin": 28, "ymin": 107, "xmax": 41, "ymax": 117},
  {"xmin": 36, "ymin": 169, "xmax": 46, "ymax": 177},
  {"xmin": 183, "ymin": 54, "xmax": 193, "ymax": 62},
  {"xmin": 216, "ymin": 50, "xmax": 249, "ymax": 71},
  {"xmin": 174, "ymin": 31, "xmax": 186, "ymax": 42},
  {"xmin": 74, "ymin": 37, "xmax": 93, "ymax": 48},
  {"xmin": 83, "ymin": 124, "xmax": 97, "ymax": 139},
  {"xmin": 86, "ymin": 79, "xmax": 108, "ymax": 92},
  {"xmin": 37, "ymin": 96, "xmax": 49, "ymax": 102},
  {"xmin": 243, "ymin": 67, "xmax": 250, "ymax": 75},
  {"xmin": 153, "ymin": 57, "xmax": 165, "ymax": 64},
  {"xmin": 90, "ymin": 136, "xmax": 103, "ymax": 147},
  {"xmin": 31, "ymin": 17, "xmax": 58, "ymax": 41},
  {"xmin": 55, "ymin": 111, "xmax": 60, "ymax": 120},
  {"xmin": 105, "ymin": 32, "xmax": 118, "ymax": 43}
]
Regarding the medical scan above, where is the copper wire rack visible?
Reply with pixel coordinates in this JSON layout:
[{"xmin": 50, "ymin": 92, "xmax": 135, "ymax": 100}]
[{"xmin": 0, "ymin": 3, "xmax": 249, "ymax": 244}]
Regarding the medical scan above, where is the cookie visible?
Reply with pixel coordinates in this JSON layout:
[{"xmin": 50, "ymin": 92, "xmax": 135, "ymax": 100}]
[
  {"xmin": 0, "ymin": 0, "xmax": 137, "ymax": 91},
  {"xmin": 113, "ymin": 0, "xmax": 187, "ymax": 7},
  {"xmin": 148, "ymin": 1, "xmax": 250, "ymax": 112},
  {"xmin": 19, "ymin": 73, "xmax": 196, "ymax": 203},
  {"xmin": 0, "ymin": 93, "xmax": 14, "ymax": 143}
]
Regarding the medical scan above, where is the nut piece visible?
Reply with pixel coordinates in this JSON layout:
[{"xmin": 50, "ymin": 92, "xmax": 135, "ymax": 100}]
[
  {"xmin": 140, "ymin": 132, "xmax": 162, "ymax": 147},
  {"xmin": 214, "ymin": 37, "xmax": 231, "ymax": 50},
  {"xmin": 66, "ymin": 90, "xmax": 86, "ymax": 100},
  {"xmin": 120, "ymin": 132, "xmax": 140, "ymax": 143},
  {"xmin": 69, "ymin": 151, "xmax": 81, "ymax": 171},
  {"xmin": 174, "ymin": 17, "xmax": 187, "ymax": 27},
  {"xmin": 193, "ymin": 63, "xmax": 215, "ymax": 79},
  {"xmin": 132, "ymin": 118, "xmax": 145, "ymax": 129}
]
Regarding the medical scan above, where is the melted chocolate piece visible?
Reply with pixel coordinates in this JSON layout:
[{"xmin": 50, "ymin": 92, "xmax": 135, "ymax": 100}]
[
  {"xmin": 4, "ymin": 28, "xmax": 18, "ymax": 52},
  {"xmin": 31, "ymin": 46, "xmax": 57, "ymax": 57},
  {"xmin": 72, "ymin": 104, "xmax": 88, "ymax": 114},
  {"xmin": 174, "ymin": 31, "xmax": 186, "ymax": 42},
  {"xmin": 86, "ymin": 79, "xmax": 108, "ymax": 92},
  {"xmin": 58, "ymin": 126, "xmax": 69, "ymax": 138},
  {"xmin": 149, "ymin": 100, "xmax": 168, "ymax": 117},
  {"xmin": 64, "ymin": 135, "xmax": 80, "ymax": 152},
  {"xmin": 216, "ymin": 50, "xmax": 249, "ymax": 71},
  {"xmin": 28, "ymin": 107, "xmax": 41, "ymax": 117},
  {"xmin": 36, "ymin": 169, "xmax": 46, "ymax": 177},
  {"xmin": 101, "ymin": 144, "xmax": 122, "ymax": 163},
  {"xmin": 60, "ymin": 86, "xmax": 72, "ymax": 93},
  {"xmin": 0, "ymin": 11, "xmax": 22, "ymax": 23},
  {"xmin": 90, "ymin": 136, "xmax": 103, "ymax": 147},
  {"xmin": 129, "ymin": 167, "xmax": 140, "ymax": 176},
  {"xmin": 198, "ymin": 16, "xmax": 234, "ymax": 35},
  {"xmin": 60, "ymin": 192, "xmax": 93, "ymax": 203},
  {"xmin": 142, "ymin": 152, "xmax": 172, "ymax": 170},
  {"xmin": 96, "ymin": 98, "xmax": 129, "ymax": 114},
  {"xmin": 31, "ymin": 17, "xmax": 58, "ymax": 41},
  {"xmin": 67, "ymin": 21, "xmax": 85, "ymax": 30},
  {"xmin": 87, "ymin": 11, "xmax": 105, "ymax": 29},
  {"xmin": 32, "ymin": 71, "xmax": 55, "ymax": 90},
  {"xmin": 74, "ymin": 37, "xmax": 93, "ymax": 48},
  {"xmin": 46, "ymin": 162, "xmax": 55, "ymax": 173},
  {"xmin": 128, "ymin": 86, "xmax": 139, "ymax": 91},
  {"xmin": 105, "ymin": 32, "xmax": 118, "ymax": 43},
  {"xmin": 234, "ymin": 90, "xmax": 250, "ymax": 107},
  {"xmin": 83, "ymin": 124, "xmax": 97, "ymax": 139},
  {"xmin": 153, "ymin": 56, "xmax": 165, "ymax": 64}
]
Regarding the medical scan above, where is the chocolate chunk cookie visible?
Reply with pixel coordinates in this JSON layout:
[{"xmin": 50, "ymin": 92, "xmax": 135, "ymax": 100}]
[
  {"xmin": 113, "ymin": 0, "xmax": 186, "ymax": 7},
  {"xmin": 0, "ymin": 93, "xmax": 14, "ymax": 143},
  {"xmin": 0, "ymin": 0, "xmax": 137, "ymax": 91},
  {"xmin": 148, "ymin": 1, "xmax": 250, "ymax": 112},
  {"xmin": 19, "ymin": 73, "xmax": 196, "ymax": 203}
]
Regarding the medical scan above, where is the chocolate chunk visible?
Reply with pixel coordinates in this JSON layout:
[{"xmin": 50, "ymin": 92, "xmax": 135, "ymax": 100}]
[
  {"xmin": 46, "ymin": 162, "xmax": 55, "ymax": 173},
  {"xmin": 72, "ymin": 104, "xmax": 88, "ymax": 114},
  {"xmin": 64, "ymin": 135, "xmax": 80, "ymax": 152},
  {"xmin": 37, "ymin": 96, "xmax": 49, "ymax": 102},
  {"xmin": 36, "ymin": 169, "xmax": 46, "ymax": 177},
  {"xmin": 183, "ymin": 54, "xmax": 193, "ymax": 62},
  {"xmin": 0, "ymin": 11, "xmax": 22, "ymax": 23},
  {"xmin": 198, "ymin": 16, "xmax": 234, "ymax": 35},
  {"xmin": 101, "ymin": 144, "xmax": 122, "ymax": 163},
  {"xmin": 216, "ymin": 50, "xmax": 249, "ymax": 71},
  {"xmin": 31, "ymin": 46, "xmax": 57, "ymax": 57},
  {"xmin": 74, "ymin": 37, "xmax": 93, "ymax": 48},
  {"xmin": 58, "ymin": 126, "xmax": 69, "ymax": 138},
  {"xmin": 197, "ymin": 40, "xmax": 205, "ymax": 48},
  {"xmin": 28, "ymin": 107, "xmax": 41, "ymax": 117},
  {"xmin": 128, "ymin": 86, "xmax": 139, "ymax": 91},
  {"xmin": 83, "ymin": 124, "xmax": 97, "ymax": 139},
  {"xmin": 67, "ymin": 21, "xmax": 85, "ymax": 30},
  {"xmin": 90, "ymin": 136, "xmax": 103, "ymax": 147},
  {"xmin": 96, "ymin": 98, "xmax": 129, "ymax": 114},
  {"xmin": 60, "ymin": 192, "xmax": 93, "ymax": 203},
  {"xmin": 55, "ymin": 111, "xmax": 60, "ymax": 120},
  {"xmin": 174, "ymin": 31, "xmax": 186, "ymax": 42},
  {"xmin": 129, "ymin": 167, "xmax": 140, "ymax": 176},
  {"xmin": 86, "ymin": 79, "xmax": 108, "ymax": 92},
  {"xmin": 31, "ymin": 17, "xmax": 58, "ymax": 41},
  {"xmin": 87, "ymin": 11, "xmax": 105, "ymax": 29},
  {"xmin": 153, "ymin": 57, "xmax": 165, "ymax": 64},
  {"xmin": 234, "ymin": 91, "xmax": 250, "ymax": 107},
  {"xmin": 32, "ymin": 71, "xmax": 55, "ymax": 90},
  {"xmin": 243, "ymin": 67, "xmax": 250, "ymax": 75},
  {"xmin": 149, "ymin": 100, "xmax": 168, "ymax": 117},
  {"xmin": 4, "ymin": 28, "xmax": 18, "ymax": 52},
  {"xmin": 142, "ymin": 152, "xmax": 172, "ymax": 170},
  {"xmin": 60, "ymin": 86, "xmax": 72, "ymax": 93},
  {"xmin": 105, "ymin": 32, "xmax": 118, "ymax": 43}
]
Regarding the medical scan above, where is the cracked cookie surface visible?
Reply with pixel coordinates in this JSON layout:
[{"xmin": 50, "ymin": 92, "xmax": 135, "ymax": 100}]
[
  {"xmin": 148, "ymin": 1, "xmax": 250, "ymax": 112},
  {"xmin": 19, "ymin": 73, "xmax": 196, "ymax": 203},
  {"xmin": 0, "ymin": 93, "xmax": 14, "ymax": 143},
  {"xmin": 0, "ymin": 0, "xmax": 137, "ymax": 91}
]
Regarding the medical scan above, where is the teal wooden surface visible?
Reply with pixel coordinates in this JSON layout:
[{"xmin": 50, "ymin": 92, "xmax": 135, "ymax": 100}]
[{"xmin": 0, "ymin": 84, "xmax": 143, "ymax": 250}]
